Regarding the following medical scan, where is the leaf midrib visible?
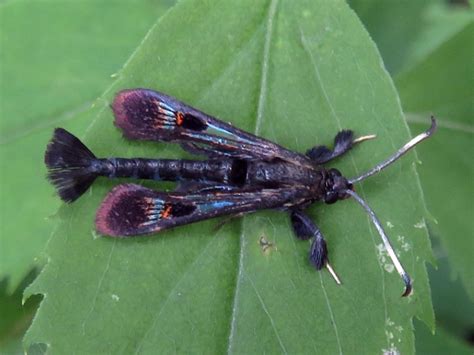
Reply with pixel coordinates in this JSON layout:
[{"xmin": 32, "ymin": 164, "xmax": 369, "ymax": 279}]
[{"xmin": 226, "ymin": 0, "xmax": 279, "ymax": 353}]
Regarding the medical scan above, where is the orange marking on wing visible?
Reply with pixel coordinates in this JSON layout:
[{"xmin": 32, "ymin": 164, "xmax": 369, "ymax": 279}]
[
  {"xmin": 176, "ymin": 112, "xmax": 184, "ymax": 126},
  {"xmin": 161, "ymin": 204, "xmax": 173, "ymax": 219}
]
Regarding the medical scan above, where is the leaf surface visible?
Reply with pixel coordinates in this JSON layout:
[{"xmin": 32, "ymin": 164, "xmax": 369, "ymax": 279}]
[
  {"xmin": 347, "ymin": 0, "xmax": 472, "ymax": 75},
  {"xmin": 350, "ymin": 1, "xmax": 474, "ymax": 350},
  {"xmin": 415, "ymin": 319, "xmax": 472, "ymax": 355},
  {"xmin": 351, "ymin": 0, "xmax": 474, "ymax": 302},
  {"xmin": 0, "ymin": 0, "xmax": 173, "ymax": 290},
  {"xmin": 395, "ymin": 8, "xmax": 473, "ymax": 299},
  {"xmin": 25, "ymin": 1, "xmax": 434, "ymax": 353}
]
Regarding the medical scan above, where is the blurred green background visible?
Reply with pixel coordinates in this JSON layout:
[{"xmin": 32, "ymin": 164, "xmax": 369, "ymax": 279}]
[{"xmin": 0, "ymin": 0, "xmax": 472, "ymax": 354}]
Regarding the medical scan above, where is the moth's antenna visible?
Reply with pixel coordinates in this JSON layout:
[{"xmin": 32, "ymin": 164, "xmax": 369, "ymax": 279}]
[
  {"xmin": 349, "ymin": 117, "xmax": 437, "ymax": 184},
  {"xmin": 344, "ymin": 189, "xmax": 412, "ymax": 297}
]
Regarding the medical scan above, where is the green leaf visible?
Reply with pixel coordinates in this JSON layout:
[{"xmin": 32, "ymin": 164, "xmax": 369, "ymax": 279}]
[
  {"xmin": 415, "ymin": 259, "xmax": 473, "ymax": 355},
  {"xmin": 415, "ymin": 319, "xmax": 472, "ymax": 355},
  {"xmin": 350, "ymin": 0, "xmax": 474, "ymax": 301},
  {"xmin": 25, "ymin": 0, "xmax": 433, "ymax": 353},
  {"xmin": 396, "ymin": 19, "xmax": 474, "ymax": 299},
  {"xmin": 349, "ymin": 0, "xmax": 474, "ymax": 351},
  {"xmin": 428, "ymin": 251, "xmax": 474, "ymax": 343},
  {"xmin": 0, "ymin": 271, "xmax": 40, "ymax": 354},
  {"xmin": 347, "ymin": 0, "xmax": 472, "ymax": 75},
  {"xmin": 0, "ymin": 0, "xmax": 173, "ymax": 291},
  {"xmin": 406, "ymin": 116, "xmax": 474, "ymax": 299},
  {"xmin": 397, "ymin": 21, "xmax": 474, "ymax": 121}
]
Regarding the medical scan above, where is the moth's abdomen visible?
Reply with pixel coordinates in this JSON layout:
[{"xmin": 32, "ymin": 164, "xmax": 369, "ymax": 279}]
[{"xmin": 94, "ymin": 158, "xmax": 236, "ymax": 184}]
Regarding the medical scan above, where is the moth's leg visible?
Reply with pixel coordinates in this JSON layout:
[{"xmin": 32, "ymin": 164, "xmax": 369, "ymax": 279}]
[
  {"xmin": 306, "ymin": 130, "xmax": 375, "ymax": 164},
  {"xmin": 290, "ymin": 208, "xmax": 316, "ymax": 241},
  {"xmin": 290, "ymin": 210, "xmax": 327, "ymax": 269},
  {"xmin": 290, "ymin": 209, "xmax": 341, "ymax": 284}
]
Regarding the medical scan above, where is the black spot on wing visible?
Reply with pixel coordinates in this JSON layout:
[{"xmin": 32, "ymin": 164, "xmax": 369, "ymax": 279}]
[
  {"xmin": 169, "ymin": 202, "xmax": 196, "ymax": 217},
  {"xmin": 180, "ymin": 114, "xmax": 207, "ymax": 131}
]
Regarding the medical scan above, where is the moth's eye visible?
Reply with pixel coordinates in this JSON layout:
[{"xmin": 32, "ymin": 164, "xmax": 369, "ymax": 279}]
[
  {"xmin": 324, "ymin": 192, "xmax": 338, "ymax": 204},
  {"xmin": 325, "ymin": 178, "xmax": 333, "ymax": 188}
]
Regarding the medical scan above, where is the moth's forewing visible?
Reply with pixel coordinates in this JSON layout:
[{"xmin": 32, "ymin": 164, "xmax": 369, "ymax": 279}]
[
  {"xmin": 112, "ymin": 89, "xmax": 311, "ymax": 166},
  {"xmin": 96, "ymin": 183, "xmax": 311, "ymax": 236}
]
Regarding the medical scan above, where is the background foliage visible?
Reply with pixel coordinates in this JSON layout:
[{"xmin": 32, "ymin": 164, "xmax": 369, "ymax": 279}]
[{"xmin": 0, "ymin": 0, "xmax": 472, "ymax": 354}]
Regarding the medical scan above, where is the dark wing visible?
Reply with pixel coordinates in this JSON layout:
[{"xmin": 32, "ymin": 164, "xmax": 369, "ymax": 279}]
[
  {"xmin": 96, "ymin": 183, "xmax": 310, "ymax": 236},
  {"xmin": 112, "ymin": 89, "xmax": 311, "ymax": 167}
]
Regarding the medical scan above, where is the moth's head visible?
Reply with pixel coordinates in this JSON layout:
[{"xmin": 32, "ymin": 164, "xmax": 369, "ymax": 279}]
[{"xmin": 323, "ymin": 168, "xmax": 353, "ymax": 204}]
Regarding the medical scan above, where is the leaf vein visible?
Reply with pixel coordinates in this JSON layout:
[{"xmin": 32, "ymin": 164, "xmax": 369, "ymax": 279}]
[
  {"xmin": 0, "ymin": 100, "xmax": 93, "ymax": 145},
  {"xmin": 319, "ymin": 274, "xmax": 343, "ymax": 355},
  {"xmin": 299, "ymin": 23, "xmax": 392, "ymax": 348},
  {"xmin": 248, "ymin": 275, "xmax": 288, "ymax": 354},
  {"xmin": 81, "ymin": 240, "xmax": 116, "ymax": 336},
  {"xmin": 255, "ymin": 0, "xmax": 278, "ymax": 135},
  {"xmin": 227, "ymin": 0, "xmax": 279, "ymax": 353},
  {"xmin": 133, "ymin": 235, "xmax": 216, "ymax": 354},
  {"xmin": 83, "ymin": 4, "xmax": 175, "ymax": 136}
]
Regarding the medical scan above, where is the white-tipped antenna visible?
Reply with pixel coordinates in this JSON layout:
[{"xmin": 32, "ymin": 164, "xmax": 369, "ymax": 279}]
[
  {"xmin": 326, "ymin": 262, "xmax": 342, "ymax": 285},
  {"xmin": 349, "ymin": 117, "xmax": 437, "ymax": 184},
  {"xmin": 345, "ymin": 189, "xmax": 412, "ymax": 297}
]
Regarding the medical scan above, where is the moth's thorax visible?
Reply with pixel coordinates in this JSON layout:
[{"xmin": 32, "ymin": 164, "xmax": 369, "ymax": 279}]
[{"xmin": 245, "ymin": 160, "xmax": 322, "ymax": 188}]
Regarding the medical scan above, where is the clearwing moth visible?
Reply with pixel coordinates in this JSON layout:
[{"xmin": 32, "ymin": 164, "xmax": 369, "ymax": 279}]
[{"xmin": 45, "ymin": 88, "xmax": 437, "ymax": 296}]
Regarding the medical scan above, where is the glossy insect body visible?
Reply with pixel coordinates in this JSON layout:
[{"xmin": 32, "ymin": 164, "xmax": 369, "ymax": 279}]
[
  {"xmin": 47, "ymin": 128, "xmax": 335, "ymax": 201},
  {"xmin": 45, "ymin": 88, "xmax": 437, "ymax": 296}
]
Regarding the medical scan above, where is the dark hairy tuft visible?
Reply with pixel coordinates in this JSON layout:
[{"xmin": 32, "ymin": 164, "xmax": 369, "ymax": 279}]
[{"xmin": 44, "ymin": 128, "xmax": 97, "ymax": 203}]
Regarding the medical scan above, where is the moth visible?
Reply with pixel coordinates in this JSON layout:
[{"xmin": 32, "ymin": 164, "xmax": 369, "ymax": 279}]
[{"xmin": 45, "ymin": 88, "xmax": 436, "ymax": 296}]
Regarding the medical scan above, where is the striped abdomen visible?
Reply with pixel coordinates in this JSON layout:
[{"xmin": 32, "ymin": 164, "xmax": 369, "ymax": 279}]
[{"xmin": 91, "ymin": 158, "xmax": 242, "ymax": 185}]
